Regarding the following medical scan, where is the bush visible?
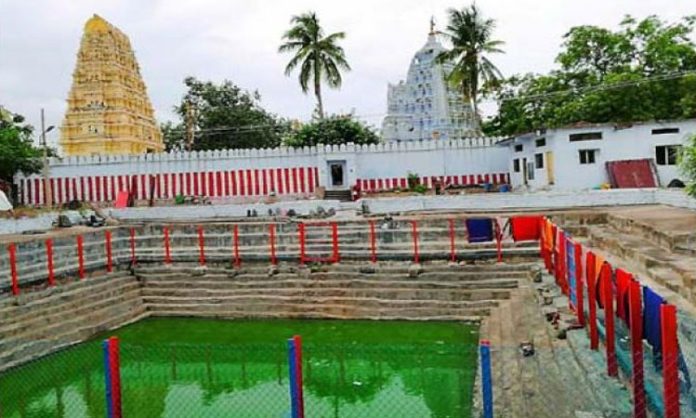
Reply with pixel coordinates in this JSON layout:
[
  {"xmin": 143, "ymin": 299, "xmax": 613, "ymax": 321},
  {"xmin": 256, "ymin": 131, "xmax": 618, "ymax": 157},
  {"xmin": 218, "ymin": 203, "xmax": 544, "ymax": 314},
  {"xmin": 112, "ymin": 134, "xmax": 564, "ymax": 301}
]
[
  {"xmin": 285, "ymin": 115, "xmax": 379, "ymax": 148},
  {"xmin": 413, "ymin": 184, "xmax": 428, "ymax": 194},
  {"xmin": 407, "ymin": 172, "xmax": 420, "ymax": 190},
  {"xmin": 680, "ymin": 134, "xmax": 696, "ymax": 197}
]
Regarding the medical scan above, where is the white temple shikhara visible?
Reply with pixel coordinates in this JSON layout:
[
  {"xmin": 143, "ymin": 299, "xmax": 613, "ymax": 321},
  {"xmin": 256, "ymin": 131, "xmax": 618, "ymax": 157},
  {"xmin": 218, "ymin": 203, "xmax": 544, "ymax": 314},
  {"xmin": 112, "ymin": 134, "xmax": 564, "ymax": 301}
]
[{"xmin": 381, "ymin": 21, "xmax": 477, "ymax": 142}]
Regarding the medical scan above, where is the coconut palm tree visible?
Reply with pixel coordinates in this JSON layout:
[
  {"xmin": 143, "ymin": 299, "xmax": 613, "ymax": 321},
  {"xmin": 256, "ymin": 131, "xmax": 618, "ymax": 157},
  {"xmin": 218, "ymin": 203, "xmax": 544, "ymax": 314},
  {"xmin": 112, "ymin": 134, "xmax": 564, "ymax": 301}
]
[
  {"xmin": 437, "ymin": 5, "xmax": 505, "ymax": 126},
  {"xmin": 279, "ymin": 12, "xmax": 350, "ymax": 119}
]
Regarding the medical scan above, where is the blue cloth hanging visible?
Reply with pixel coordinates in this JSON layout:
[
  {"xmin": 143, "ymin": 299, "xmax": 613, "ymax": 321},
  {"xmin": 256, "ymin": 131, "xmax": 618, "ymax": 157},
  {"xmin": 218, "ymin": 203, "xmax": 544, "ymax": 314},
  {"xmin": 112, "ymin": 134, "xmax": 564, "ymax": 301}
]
[
  {"xmin": 465, "ymin": 218, "xmax": 494, "ymax": 243},
  {"xmin": 566, "ymin": 238, "xmax": 577, "ymax": 307},
  {"xmin": 642, "ymin": 286, "xmax": 664, "ymax": 356}
]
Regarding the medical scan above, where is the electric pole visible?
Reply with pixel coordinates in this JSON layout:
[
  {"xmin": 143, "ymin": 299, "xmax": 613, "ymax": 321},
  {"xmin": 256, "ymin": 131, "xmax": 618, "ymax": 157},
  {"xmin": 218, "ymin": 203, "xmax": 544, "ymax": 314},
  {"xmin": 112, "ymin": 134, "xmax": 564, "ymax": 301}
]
[
  {"xmin": 41, "ymin": 108, "xmax": 53, "ymax": 208},
  {"xmin": 185, "ymin": 100, "xmax": 195, "ymax": 151}
]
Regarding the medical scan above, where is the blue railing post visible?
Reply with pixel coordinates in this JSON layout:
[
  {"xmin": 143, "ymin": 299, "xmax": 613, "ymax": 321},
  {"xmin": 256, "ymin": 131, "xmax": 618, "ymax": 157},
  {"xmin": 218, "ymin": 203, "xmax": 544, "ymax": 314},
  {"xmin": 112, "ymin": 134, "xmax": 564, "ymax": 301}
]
[
  {"xmin": 287, "ymin": 335, "xmax": 304, "ymax": 418},
  {"xmin": 480, "ymin": 339, "xmax": 493, "ymax": 418},
  {"xmin": 103, "ymin": 339, "xmax": 114, "ymax": 418},
  {"xmin": 103, "ymin": 337, "xmax": 122, "ymax": 418}
]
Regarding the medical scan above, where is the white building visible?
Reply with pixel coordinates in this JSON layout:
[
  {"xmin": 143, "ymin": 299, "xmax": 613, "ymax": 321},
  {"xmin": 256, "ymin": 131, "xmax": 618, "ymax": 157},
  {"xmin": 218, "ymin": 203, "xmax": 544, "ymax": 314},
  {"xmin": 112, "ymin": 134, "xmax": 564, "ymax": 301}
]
[
  {"xmin": 503, "ymin": 119, "xmax": 696, "ymax": 191},
  {"xmin": 381, "ymin": 28, "xmax": 477, "ymax": 142}
]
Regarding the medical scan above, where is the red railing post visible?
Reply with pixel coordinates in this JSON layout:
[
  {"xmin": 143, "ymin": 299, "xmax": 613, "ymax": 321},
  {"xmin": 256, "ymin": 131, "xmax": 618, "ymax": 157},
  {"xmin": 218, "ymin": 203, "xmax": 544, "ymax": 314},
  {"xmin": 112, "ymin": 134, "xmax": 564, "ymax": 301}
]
[
  {"xmin": 661, "ymin": 304, "xmax": 680, "ymax": 418},
  {"xmin": 104, "ymin": 337, "xmax": 123, "ymax": 418},
  {"xmin": 629, "ymin": 279, "xmax": 646, "ymax": 418},
  {"xmin": 46, "ymin": 239, "xmax": 55, "ymax": 286},
  {"xmin": 368, "ymin": 220, "xmax": 377, "ymax": 263},
  {"xmin": 163, "ymin": 227, "xmax": 172, "ymax": 264},
  {"xmin": 495, "ymin": 221, "xmax": 503, "ymax": 263},
  {"xmin": 448, "ymin": 218, "xmax": 456, "ymax": 262},
  {"xmin": 8, "ymin": 243, "xmax": 19, "ymax": 296},
  {"xmin": 105, "ymin": 231, "xmax": 113, "ymax": 273},
  {"xmin": 197, "ymin": 225, "xmax": 206, "ymax": 266},
  {"xmin": 129, "ymin": 228, "xmax": 137, "ymax": 265},
  {"xmin": 298, "ymin": 223, "xmax": 306, "ymax": 265},
  {"xmin": 269, "ymin": 224, "xmax": 277, "ymax": 265},
  {"xmin": 77, "ymin": 235, "xmax": 85, "ymax": 280},
  {"xmin": 602, "ymin": 263, "xmax": 618, "ymax": 377},
  {"xmin": 586, "ymin": 251, "xmax": 599, "ymax": 350},
  {"xmin": 574, "ymin": 242, "xmax": 585, "ymax": 327},
  {"xmin": 331, "ymin": 222, "xmax": 340, "ymax": 263},
  {"xmin": 233, "ymin": 224, "xmax": 241, "ymax": 267},
  {"xmin": 293, "ymin": 335, "xmax": 305, "ymax": 418},
  {"xmin": 411, "ymin": 220, "xmax": 419, "ymax": 264}
]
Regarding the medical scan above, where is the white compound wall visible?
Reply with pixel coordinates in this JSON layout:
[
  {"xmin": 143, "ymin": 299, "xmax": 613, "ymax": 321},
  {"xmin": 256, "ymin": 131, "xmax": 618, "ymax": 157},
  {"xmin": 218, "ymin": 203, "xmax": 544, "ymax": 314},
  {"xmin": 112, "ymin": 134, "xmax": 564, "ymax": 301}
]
[{"xmin": 14, "ymin": 138, "xmax": 509, "ymax": 206}]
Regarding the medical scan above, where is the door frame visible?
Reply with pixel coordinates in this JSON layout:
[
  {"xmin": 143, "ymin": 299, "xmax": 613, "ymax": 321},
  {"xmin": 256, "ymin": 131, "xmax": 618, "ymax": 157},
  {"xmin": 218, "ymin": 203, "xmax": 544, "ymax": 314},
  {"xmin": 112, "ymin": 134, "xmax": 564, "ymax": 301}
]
[{"xmin": 326, "ymin": 160, "xmax": 348, "ymax": 190}]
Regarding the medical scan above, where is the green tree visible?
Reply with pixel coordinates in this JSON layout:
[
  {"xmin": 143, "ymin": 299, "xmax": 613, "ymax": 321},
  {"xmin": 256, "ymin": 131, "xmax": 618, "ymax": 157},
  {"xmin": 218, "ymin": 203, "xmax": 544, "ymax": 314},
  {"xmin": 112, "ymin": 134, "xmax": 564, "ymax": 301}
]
[
  {"xmin": 284, "ymin": 115, "xmax": 379, "ymax": 148},
  {"xmin": 681, "ymin": 134, "xmax": 696, "ymax": 197},
  {"xmin": 437, "ymin": 4, "xmax": 505, "ymax": 127},
  {"xmin": 484, "ymin": 15, "xmax": 696, "ymax": 136},
  {"xmin": 163, "ymin": 77, "xmax": 288, "ymax": 151},
  {"xmin": 0, "ymin": 109, "xmax": 42, "ymax": 185},
  {"xmin": 279, "ymin": 12, "xmax": 350, "ymax": 119}
]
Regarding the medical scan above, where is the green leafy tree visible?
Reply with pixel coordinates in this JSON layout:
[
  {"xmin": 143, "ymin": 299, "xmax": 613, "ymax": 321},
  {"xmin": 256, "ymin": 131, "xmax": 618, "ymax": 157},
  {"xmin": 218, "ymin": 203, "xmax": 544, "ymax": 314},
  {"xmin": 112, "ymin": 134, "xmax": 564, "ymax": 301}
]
[
  {"xmin": 284, "ymin": 115, "xmax": 379, "ymax": 148},
  {"xmin": 484, "ymin": 15, "xmax": 696, "ymax": 136},
  {"xmin": 279, "ymin": 12, "xmax": 350, "ymax": 119},
  {"xmin": 0, "ymin": 109, "xmax": 42, "ymax": 185},
  {"xmin": 163, "ymin": 77, "xmax": 288, "ymax": 151},
  {"xmin": 681, "ymin": 134, "xmax": 696, "ymax": 197},
  {"xmin": 437, "ymin": 4, "xmax": 505, "ymax": 127}
]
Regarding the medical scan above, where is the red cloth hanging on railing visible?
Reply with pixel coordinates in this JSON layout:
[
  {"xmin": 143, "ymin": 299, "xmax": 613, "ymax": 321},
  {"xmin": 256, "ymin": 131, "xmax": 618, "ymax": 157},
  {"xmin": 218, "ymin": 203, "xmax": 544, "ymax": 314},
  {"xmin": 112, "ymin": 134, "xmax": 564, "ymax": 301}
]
[
  {"xmin": 510, "ymin": 215, "xmax": 542, "ymax": 241},
  {"xmin": 615, "ymin": 268, "xmax": 632, "ymax": 327}
]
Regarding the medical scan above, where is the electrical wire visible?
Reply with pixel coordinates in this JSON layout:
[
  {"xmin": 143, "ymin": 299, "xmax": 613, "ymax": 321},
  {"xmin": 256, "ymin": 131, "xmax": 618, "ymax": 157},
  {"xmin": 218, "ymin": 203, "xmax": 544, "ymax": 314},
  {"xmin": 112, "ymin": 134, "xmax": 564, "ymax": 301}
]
[
  {"xmin": 162, "ymin": 70, "xmax": 696, "ymax": 135},
  {"xmin": 490, "ymin": 69, "xmax": 696, "ymax": 104}
]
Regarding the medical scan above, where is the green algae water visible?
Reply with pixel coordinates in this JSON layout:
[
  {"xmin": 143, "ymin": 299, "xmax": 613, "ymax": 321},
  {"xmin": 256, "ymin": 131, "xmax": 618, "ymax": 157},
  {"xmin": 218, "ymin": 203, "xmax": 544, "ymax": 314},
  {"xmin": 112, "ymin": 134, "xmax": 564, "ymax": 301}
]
[{"xmin": 0, "ymin": 318, "xmax": 478, "ymax": 418}]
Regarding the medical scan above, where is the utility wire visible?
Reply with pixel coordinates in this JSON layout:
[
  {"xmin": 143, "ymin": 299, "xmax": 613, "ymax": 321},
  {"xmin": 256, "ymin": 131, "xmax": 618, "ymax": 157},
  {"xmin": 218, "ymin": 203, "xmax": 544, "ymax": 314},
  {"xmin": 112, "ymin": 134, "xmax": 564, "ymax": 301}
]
[
  {"xmin": 162, "ymin": 70, "xmax": 696, "ymax": 134},
  {"xmin": 490, "ymin": 69, "xmax": 696, "ymax": 104}
]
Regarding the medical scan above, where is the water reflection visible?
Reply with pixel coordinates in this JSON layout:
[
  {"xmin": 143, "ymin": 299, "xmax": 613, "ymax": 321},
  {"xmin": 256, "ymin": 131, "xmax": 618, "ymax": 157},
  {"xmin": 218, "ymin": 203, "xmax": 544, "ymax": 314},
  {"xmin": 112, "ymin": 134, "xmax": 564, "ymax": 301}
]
[{"xmin": 0, "ymin": 342, "xmax": 475, "ymax": 418}]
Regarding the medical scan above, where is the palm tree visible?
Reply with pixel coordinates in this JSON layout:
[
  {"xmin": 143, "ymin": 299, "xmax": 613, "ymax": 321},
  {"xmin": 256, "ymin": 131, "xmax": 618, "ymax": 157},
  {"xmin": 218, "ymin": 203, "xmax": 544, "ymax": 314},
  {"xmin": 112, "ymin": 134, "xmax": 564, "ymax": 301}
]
[
  {"xmin": 437, "ymin": 5, "xmax": 504, "ymax": 127},
  {"xmin": 279, "ymin": 12, "xmax": 350, "ymax": 119}
]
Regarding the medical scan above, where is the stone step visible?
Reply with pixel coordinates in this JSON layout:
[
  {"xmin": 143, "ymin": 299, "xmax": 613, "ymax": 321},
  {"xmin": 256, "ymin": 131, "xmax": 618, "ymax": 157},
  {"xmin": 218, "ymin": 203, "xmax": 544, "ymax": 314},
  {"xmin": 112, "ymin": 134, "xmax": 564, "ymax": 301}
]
[
  {"xmin": 133, "ymin": 262, "xmax": 538, "ymax": 275},
  {"xmin": 565, "ymin": 328, "xmax": 633, "ymax": 415},
  {"xmin": 140, "ymin": 277, "xmax": 520, "ymax": 291},
  {"xmin": 0, "ymin": 298, "xmax": 146, "ymax": 371},
  {"xmin": 135, "ymin": 270, "xmax": 530, "ymax": 283},
  {"xmin": 0, "ymin": 288, "xmax": 143, "ymax": 354},
  {"xmin": 142, "ymin": 294, "xmax": 503, "ymax": 309},
  {"xmin": 0, "ymin": 270, "xmax": 132, "ymax": 308},
  {"xmin": 586, "ymin": 224, "xmax": 696, "ymax": 304},
  {"xmin": 147, "ymin": 303, "xmax": 492, "ymax": 320},
  {"xmin": 0, "ymin": 282, "xmax": 141, "ymax": 340},
  {"xmin": 0, "ymin": 275, "xmax": 138, "ymax": 322},
  {"xmin": 141, "ymin": 286, "xmax": 513, "ymax": 302}
]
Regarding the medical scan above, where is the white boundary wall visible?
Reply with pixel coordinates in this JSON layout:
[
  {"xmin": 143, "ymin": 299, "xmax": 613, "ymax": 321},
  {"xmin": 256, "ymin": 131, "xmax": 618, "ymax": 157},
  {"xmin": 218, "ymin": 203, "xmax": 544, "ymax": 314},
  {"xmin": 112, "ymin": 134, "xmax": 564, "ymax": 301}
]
[{"xmin": 14, "ymin": 138, "xmax": 509, "ymax": 206}]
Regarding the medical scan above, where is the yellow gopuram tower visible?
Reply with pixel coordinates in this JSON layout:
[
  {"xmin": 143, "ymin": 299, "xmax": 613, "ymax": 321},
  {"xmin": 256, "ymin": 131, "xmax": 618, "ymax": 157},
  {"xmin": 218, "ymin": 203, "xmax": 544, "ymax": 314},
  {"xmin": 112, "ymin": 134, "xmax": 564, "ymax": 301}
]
[{"xmin": 60, "ymin": 14, "xmax": 164, "ymax": 156}]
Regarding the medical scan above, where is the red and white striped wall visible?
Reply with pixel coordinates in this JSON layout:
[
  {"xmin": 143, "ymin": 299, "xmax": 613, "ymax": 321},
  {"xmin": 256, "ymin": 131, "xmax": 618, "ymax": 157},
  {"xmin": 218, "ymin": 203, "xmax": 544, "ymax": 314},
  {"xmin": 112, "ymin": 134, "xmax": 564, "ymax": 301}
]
[
  {"xmin": 357, "ymin": 172, "xmax": 510, "ymax": 192},
  {"xmin": 18, "ymin": 167, "xmax": 319, "ymax": 206}
]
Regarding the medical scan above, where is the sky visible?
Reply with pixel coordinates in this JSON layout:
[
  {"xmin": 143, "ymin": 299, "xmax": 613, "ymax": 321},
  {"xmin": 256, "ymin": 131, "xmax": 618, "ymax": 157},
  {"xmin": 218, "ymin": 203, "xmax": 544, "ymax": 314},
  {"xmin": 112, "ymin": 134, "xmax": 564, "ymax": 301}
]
[{"xmin": 1, "ymin": 0, "xmax": 695, "ymax": 147}]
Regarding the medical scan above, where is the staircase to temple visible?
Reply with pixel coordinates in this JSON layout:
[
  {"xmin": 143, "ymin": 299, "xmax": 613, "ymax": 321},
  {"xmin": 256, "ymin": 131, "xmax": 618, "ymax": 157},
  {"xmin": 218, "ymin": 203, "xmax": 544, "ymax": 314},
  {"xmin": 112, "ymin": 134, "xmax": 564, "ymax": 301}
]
[
  {"xmin": 323, "ymin": 189, "xmax": 352, "ymax": 202},
  {"xmin": 136, "ymin": 262, "xmax": 532, "ymax": 321}
]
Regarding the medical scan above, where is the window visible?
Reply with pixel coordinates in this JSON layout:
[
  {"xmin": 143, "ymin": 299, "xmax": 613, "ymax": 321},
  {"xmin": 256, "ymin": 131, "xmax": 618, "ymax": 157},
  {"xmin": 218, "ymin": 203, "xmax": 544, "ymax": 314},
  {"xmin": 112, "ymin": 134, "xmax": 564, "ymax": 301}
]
[
  {"xmin": 569, "ymin": 132, "xmax": 603, "ymax": 142},
  {"xmin": 535, "ymin": 153, "xmax": 544, "ymax": 169},
  {"xmin": 579, "ymin": 149, "xmax": 597, "ymax": 164},
  {"xmin": 535, "ymin": 138, "xmax": 546, "ymax": 147},
  {"xmin": 652, "ymin": 128, "xmax": 680, "ymax": 135},
  {"xmin": 655, "ymin": 145, "xmax": 682, "ymax": 165},
  {"xmin": 513, "ymin": 159, "xmax": 520, "ymax": 172},
  {"xmin": 514, "ymin": 144, "xmax": 523, "ymax": 152}
]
